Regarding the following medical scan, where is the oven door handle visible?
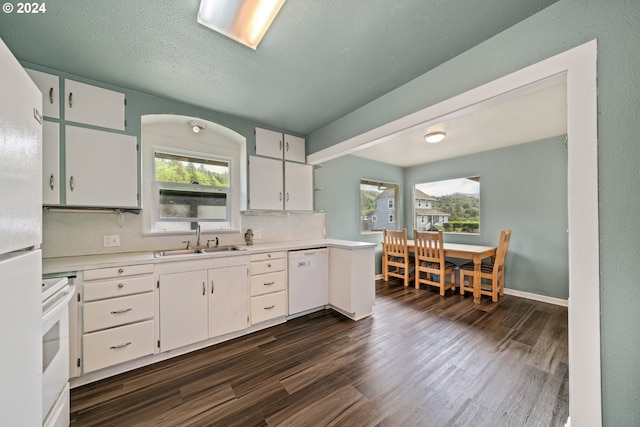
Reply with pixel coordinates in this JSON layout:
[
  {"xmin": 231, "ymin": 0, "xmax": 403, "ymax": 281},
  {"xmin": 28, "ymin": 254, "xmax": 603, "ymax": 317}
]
[{"xmin": 42, "ymin": 285, "xmax": 75, "ymax": 324}]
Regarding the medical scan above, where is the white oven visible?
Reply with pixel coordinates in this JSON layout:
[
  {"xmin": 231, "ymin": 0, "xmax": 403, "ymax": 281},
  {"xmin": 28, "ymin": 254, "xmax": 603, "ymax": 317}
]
[{"xmin": 42, "ymin": 277, "xmax": 75, "ymax": 427}]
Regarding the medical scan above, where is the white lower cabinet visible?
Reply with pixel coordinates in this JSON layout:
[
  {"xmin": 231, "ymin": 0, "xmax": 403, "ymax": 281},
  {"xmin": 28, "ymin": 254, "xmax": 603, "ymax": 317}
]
[
  {"xmin": 158, "ymin": 258, "xmax": 249, "ymax": 353},
  {"xmin": 249, "ymin": 252, "xmax": 287, "ymax": 324},
  {"xmin": 80, "ymin": 264, "xmax": 155, "ymax": 373},
  {"xmin": 328, "ymin": 246, "xmax": 376, "ymax": 320},
  {"xmin": 208, "ymin": 265, "xmax": 249, "ymax": 338},
  {"xmin": 158, "ymin": 270, "xmax": 209, "ymax": 352}
]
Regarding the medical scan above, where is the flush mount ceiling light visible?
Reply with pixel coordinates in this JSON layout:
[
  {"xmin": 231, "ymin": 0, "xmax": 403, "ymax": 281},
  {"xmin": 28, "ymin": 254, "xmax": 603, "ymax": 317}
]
[
  {"xmin": 189, "ymin": 121, "xmax": 205, "ymax": 133},
  {"xmin": 424, "ymin": 131, "xmax": 446, "ymax": 143},
  {"xmin": 197, "ymin": 0, "xmax": 287, "ymax": 50}
]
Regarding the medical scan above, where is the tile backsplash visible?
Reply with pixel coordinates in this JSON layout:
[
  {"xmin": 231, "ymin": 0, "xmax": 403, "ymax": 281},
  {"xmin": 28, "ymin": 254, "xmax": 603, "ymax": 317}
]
[{"xmin": 43, "ymin": 209, "xmax": 326, "ymax": 258}]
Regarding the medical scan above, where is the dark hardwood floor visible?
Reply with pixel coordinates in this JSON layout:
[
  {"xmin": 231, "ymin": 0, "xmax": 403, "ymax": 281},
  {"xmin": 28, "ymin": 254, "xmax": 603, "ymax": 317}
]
[{"xmin": 70, "ymin": 279, "xmax": 569, "ymax": 426}]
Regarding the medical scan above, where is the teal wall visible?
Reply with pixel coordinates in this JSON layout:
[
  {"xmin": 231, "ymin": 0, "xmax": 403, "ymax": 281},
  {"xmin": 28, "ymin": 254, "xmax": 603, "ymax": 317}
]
[
  {"xmin": 314, "ymin": 155, "xmax": 404, "ymax": 271},
  {"xmin": 405, "ymin": 137, "xmax": 568, "ymax": 299},
  {"xmin": 307, "ymin": 1, "xmax": 640, "ymax": 424}
]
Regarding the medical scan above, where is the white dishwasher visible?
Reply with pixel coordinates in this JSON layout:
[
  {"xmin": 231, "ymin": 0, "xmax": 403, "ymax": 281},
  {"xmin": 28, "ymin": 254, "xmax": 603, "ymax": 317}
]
[{"xmin": 288, "ymin": 248, "xmax": 329, "ymax": 316}]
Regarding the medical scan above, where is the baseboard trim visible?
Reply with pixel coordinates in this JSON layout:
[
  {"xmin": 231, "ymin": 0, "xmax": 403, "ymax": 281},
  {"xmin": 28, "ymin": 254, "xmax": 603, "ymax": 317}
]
[
  {"xmin": 377, "ymin": 274, "xmax": 568, "ymax": 307},
  {"xmin": 504, "ymin": 288, "xmax": 568, "ymax": 307}
]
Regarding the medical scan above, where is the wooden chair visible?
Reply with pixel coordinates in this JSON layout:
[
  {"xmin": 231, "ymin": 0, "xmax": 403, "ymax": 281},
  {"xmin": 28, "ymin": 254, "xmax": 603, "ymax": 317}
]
[
  {"xmin": 413, "ymin": 230, "xmax": 456, "ymax": 295},
  {"xmin": 460, "ymin": 229, "xmax": 512, "ymax": 302},
  {"xmin": 382, "ymin": 228, "xmax": 415, "ymax": 287}
]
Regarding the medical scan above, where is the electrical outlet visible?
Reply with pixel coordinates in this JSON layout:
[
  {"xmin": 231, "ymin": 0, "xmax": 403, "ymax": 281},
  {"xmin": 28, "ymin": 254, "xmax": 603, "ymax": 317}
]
[
  {"xmin": 322, "ymin": 227, "xmax": 327, "ymax": 236},
  {"xmin": 253, "ymin": 230, "xmax": 262, "ymax": 239},
  {"xmin": 103, "ymin": 235, "xmax": 120, "ymax": 247}
]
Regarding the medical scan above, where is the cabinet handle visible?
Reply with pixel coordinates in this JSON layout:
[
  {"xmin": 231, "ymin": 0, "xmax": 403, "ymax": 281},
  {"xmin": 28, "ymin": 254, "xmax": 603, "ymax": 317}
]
[
  {"xmin": 203, "ymin": 282, "xmax": 206, "ymax": 295},
  {"xmin": 279, "ymin": 140, "xmax": 282, "ymax": 152},
  {"xmin": 118, "ymin": 268, "xmax": 124, "ymax": 274},
  {"xmin": 110, "ymin": 342, "xmax": 131, "ymax": 350},
  {"xmin": 279, "ymin": 192, "xmax": 282, "ymax": 201},
  {"xmin": 286, "ymin": 141, "xmax": 289, "ymax": 152},
  {"xmin": 267, "ymin": 254, "xmax": 271, "ymax": 258},
  {"xmin": 49, "ymin": 87, "xmax": 54, "ymax": 104},
  {"xmin": 117, "ymin": 283, "xmax": 124, "ymax": 289},
  {"xmin": 267, "ymin": 263, "xmax": 271, "ymax": 268},
  {"xmin": 49, "ymin": 173, "xmax": 54, "ymax": 190},
  {"xmin": 69, "ymin": 176, "xmax": 74, "ymax": 191},
  {"xmin": 264, "ymin": 281, "xmax": 275, "ymax": 286},
  {"xmin": 68, "ymin": 92, "xmax": 73, "ymax": 108},
  {"xmin": 110, "ymin": 308, "xmax": 132, "ymax": 315},
  {"xmin": 264, "ymin": 305, "xmax": 275, "ymax": 310},
  {"xmin": 211, "ymin": 280, "xmax": 215, "ymax": 294},
  {"xmin": 286, "ymin": 192, "xmax": 290, "ymax": 202}
]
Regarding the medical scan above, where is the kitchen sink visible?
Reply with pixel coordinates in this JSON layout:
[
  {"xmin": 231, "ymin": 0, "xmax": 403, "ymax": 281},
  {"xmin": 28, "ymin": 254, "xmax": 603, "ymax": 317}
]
[
  {"xmin": 200, "ymin": 246, "xmax": 247, "ymax": 253},
  {"xmin": 154, "ymin": 246, "xmax": 246, "ymax": 257}
]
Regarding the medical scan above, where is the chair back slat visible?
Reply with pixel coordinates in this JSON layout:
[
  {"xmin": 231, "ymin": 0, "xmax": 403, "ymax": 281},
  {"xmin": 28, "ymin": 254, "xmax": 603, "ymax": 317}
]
[
  {"xmin": 494, "ymin": 229, "xmax": 512, "ymax": 272},
  {"xmin": 383, "ymin": 229, "xmax": 409, "ymax": 258},
  {"xmin": 414, "ymin": 230, "xmax": 445, "ymax": 264}
]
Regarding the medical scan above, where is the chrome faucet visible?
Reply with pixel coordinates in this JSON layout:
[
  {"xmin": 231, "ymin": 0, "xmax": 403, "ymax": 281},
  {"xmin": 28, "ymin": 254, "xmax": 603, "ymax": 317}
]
[{"xmin": 196, "ymin": 224, "xmax": 201, "ymax": 247}]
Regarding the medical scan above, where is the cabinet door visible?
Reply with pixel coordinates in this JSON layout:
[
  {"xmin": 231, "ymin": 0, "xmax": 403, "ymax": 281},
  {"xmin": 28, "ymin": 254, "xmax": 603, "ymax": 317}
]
[
  {"xmin": 65, "ymin": 125, "xmax": 138, "ymax": 208},
  {"xmin": 284, "ymin": 134, "xmax": 305, "ymax": 163},
  {"xmin": 159, "ymin": 270, "xmax": 208, "ymax": 352},
  {"xmin": 64, "ymin": 79, "xmax": 125, "ymax": 131},
  {"xmin": 248, "ymin": 156, "xmax": 283, "ymax": 210},
  {"xmin": 24, "ymin": 68, "xmax": 60, "ymax": 119},
  {"xmin": 284, "ymin": 162, "xmax": 313, "ymax": 211},
  {"xmin": 42, "ymin": 121, "xmax": 60, "ymax": 205},
  {"xmin": 255, "ymin": 127, "xmax": 283, "ymax": 159},
  {"xmin": 208, "ymin": 265, "xmax": 248, "ymax": 338}
]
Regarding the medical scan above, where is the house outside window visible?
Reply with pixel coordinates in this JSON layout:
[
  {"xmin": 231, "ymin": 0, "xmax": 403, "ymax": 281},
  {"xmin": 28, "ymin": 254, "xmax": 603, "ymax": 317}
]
[
  {"xmin": 413, "ymin": 177, "xmax": 480, "ymax": 234},
  {"xmin": 360, "ymin": 179, "xmax": 399, "ymax": 233}
]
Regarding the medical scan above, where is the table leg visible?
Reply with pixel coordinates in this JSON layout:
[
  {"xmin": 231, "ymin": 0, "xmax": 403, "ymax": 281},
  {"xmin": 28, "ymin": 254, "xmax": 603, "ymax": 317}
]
[{"xmin": 473, "ymin": 254, "xmax": 481, "ymax": 304}]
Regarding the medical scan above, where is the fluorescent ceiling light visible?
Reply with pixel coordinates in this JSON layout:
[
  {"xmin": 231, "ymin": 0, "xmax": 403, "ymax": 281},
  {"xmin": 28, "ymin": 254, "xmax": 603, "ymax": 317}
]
[
  {"xmin": 424, "ymin": 131, "xmax": 446, "ymax": 143},
  {"xmin": 198, "ymin": 0, "xmax": 286, "ymax": 50}
]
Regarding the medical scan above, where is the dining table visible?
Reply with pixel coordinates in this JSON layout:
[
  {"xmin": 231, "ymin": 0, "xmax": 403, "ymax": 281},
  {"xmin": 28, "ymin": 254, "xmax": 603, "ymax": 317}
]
[{"xmin": 406, "ymin": 240, "xmax": 497, "ymax": 304}]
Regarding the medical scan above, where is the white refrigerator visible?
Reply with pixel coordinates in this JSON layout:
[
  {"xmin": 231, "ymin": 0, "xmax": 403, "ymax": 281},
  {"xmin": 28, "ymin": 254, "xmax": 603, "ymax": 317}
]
[{"xmin": 0, "ymin": 37, "xmax": 44, "ymax": 426}]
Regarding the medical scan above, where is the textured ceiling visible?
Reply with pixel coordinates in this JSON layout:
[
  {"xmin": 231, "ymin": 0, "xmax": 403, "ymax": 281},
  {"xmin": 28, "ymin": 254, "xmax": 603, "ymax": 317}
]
[{"xmin": 0, "ymin": 0, "xmax": 558, "ymax": 135}]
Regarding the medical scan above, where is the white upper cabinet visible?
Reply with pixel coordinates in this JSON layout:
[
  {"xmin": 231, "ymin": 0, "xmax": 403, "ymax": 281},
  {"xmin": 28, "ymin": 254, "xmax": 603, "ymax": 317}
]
[
  {"xmin": 65, "ymin": 125, "xmax": 138, "ymax": 208},
  {"xmin": 64, "ymin": 79, "xmax": 125, "ymax": 131},
  {"xmin": 284, "ymin": 162, "xmax": 313, "ymax": 211},
  {"xmin": 248, "ymin": 156, "xmax": 284, "ymax": 210},
  {"xmin": 42, "ymin": 121, "xmax": 60, "ymax": 205},
  {"xmin": 251, "ymin": 127, "xmax": 312, "ymax": 211},
  {"xmin": 255, "ymin": 127, "xmax": 306, "ymax": 163},
  {"xmin": 284, "ymin": 134, "xmax": 305, "ymax": 163},
  {"xmin": 255, "ymin": 127, "xmax": 283, "ymax": 159},
  {"xmin": 24, "ymin": 68, "xmax": 60, "ymax": 119}
]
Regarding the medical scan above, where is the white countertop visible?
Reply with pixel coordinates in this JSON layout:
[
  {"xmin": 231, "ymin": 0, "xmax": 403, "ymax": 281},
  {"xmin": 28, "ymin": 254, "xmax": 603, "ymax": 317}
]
[{"xmin": 42, "ymin": 238, "xmax": 375, "ymax": 275}]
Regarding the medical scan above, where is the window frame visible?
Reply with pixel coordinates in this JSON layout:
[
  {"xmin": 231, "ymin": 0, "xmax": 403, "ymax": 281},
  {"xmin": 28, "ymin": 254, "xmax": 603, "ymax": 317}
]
[{"xmin": 141, "ymin": 116, "xmax": 246, "ymax": 236}]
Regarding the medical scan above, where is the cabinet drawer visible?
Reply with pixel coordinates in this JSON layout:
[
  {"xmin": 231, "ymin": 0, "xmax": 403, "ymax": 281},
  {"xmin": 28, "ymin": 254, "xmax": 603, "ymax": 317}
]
[
  {"xmin": 83, "ymin": 264, "xmax": 154, "ymax": 281},
  {"xmin": 251, "ymin": 258, "xmax": 286, "ymax": 276},
  {"xmin": 250, "ymin": 291, "xmax": 286, "ymax": 324},
  {"xmin": 83, "ymin": 293, "xmax": 154, "ymax": 333},
  {"xmin": 250, "ymin": 271, "xmax": 286, "ymax": 296},
  {"xmin": 250, "ymin": 252, "xmax": 286, "ymax": 262},
  {"xmin": 83, "ymin": 320, "xmax": 154, "ymax": 373},
  {"xmin": 83, "ymin": 275, "xmax": 154, "ymax": 301}
]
